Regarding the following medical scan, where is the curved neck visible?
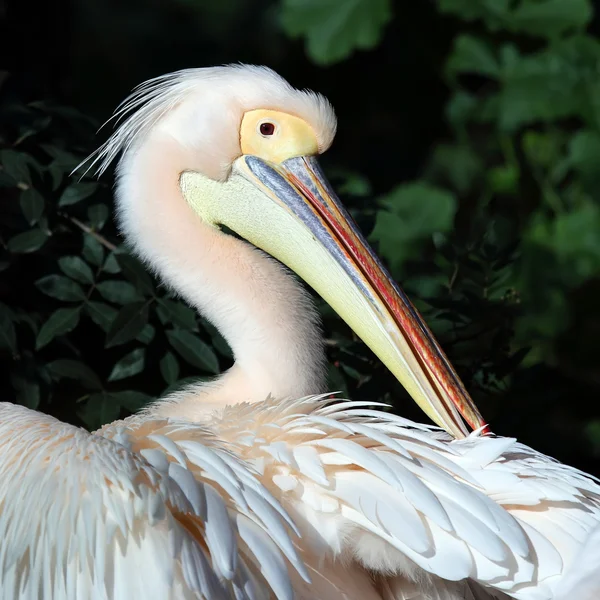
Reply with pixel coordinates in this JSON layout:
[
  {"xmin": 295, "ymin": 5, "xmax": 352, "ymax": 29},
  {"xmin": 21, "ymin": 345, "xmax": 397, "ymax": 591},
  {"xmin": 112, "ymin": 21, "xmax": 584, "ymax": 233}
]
[{"xmin": 116, "ymin": 135, "xmax": 326, "ymax": 418}]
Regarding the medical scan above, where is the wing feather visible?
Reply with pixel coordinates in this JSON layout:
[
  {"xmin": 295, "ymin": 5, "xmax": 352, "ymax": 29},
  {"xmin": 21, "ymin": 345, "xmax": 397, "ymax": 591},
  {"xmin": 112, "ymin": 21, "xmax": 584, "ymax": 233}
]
[
  {"xmin": 214, "ymin": 396, "xmax": 600, "ymax": 600},
  {"xmin": 0, "ymin": 403, "xmax": 306, "ymax": 599}
]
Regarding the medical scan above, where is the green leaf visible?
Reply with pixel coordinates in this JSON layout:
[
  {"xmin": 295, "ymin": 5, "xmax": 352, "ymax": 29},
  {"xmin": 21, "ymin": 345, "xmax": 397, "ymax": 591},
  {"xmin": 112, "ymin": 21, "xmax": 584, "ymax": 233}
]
[
  {"xmin": 427, "ymin": 144, "xmax": 483, "ymax": 194},
  {"xmin": 48, "ymin": 162, "xmax": 65, "ymax": 190},
  {"xmin": 58, "ymin": 182, "xmax": 98, "ymax": 206},
  {"xmin": 36, "ymin": 307, "xmax": 81, "ymax": 349},
  {"xmin": 160, "ymin": 352, "xmax": 180, "ymax": 384},
  {"xmin": 46, "ymin": 359, "xmax": 102, "ymax": 389},
  {"xmin": 59, "ymin": 256, "xmax": 95, "ymax": 284},
  {"xmin": 0, "ymin": 149, "xmax": 31, "ymax": 184},
  {"xmin": 370, "ymin": 183, "xmax": 457, "ymax": 272},
  {"xmin": 334, "ymin": 171, "xmax": 372, "ymax": 197},
  {"xmin": 36, "ymin": 275, "xmax": 86, "ymax": 301},
  {"xmin": 446, "ymin": 91, "xmax": 480, "ymax": 130},
  {"xmin": 568, "ymin": 130, "xmax": 600, "ymax": 183},
  {"xmin": 280, "ymin": 0, "xmax": 392, "ymax": 65},
  {"xmin": 105, "ymin": 302, "xmax": 149, "ymax": 347},
  {"xmin": 103, "ymin": 253, "xmax": 121, "ymax": 273},
  {"xmin": 136, "ymin": 323, "xmax": 155, "ymax": 344},
  {"xmin": 487, "ymin": 165, "xmax": 519, "ymax": 194},
  {"xmin": 87, "ymin": 203, "xmax": 109, "ymax": 229},
  {"xmin": 327, "ymin": 364, "xmax": 350, "ymax": 397},
  {"xmin": 108, "ymin": 390, "xmax": 151, "ymax": 412},
  {"xmin": 509, "ymin": 0, "xmax": 592, "ymax": 39},
  {"xmin": 522, "ymin": 130, "xmax": 564, "ymax": 169},
  {"xmin": 116, "ymin": 254, "xmax": 154, "ymax": 295},
  {"xmin": 108, "ymin": 348, "xmax": 146, "ymax": 381},
  {"xmin": 7, "ymin": 229, "xmax": 48, "ymax": 253},
  {"xmin": 19, "ymin": 188, "xmax": 45, "ymax": 225},
  {"xmin": 202, "ymin": 320, "xmax": 233, "ymax": 358},
  {"xmin": 11, "ymin": 376, "xmax": 40, "ymax": 409},
  {"xmin": 446, "ymin": 35, "xmax": 499, "ymax": 79},
  {"xmin": 167, "ymin": 329, "xmax": 220, "ymax": 373},
  {"xmin": 82, "ymin": 234, "xmax": 105, "ymax": 266},
  {"xmin": 0, "ymin": 302, "xmax": 17, "ymax": 354},
  {"xmin": 497, "ymin": 37, "xmax": 600, "ymax": 131},
  {"xmin": 527, "ymin": 204, "xmax": 600, "ymax": 286},
  {"xmin": 436, "ymin": 0, "xmax": 510, "ymax": 29},
  {"xmin": 95, "ymin": 280, "xmax": 143, "ymax": 305},
  {"xmin": 86, "ymin": 301, "xmax": 118, "ymax": 331},
  {"xmin": 157, "ymin": 299, "xmax": 197, "ymax": 330},
  {"xmin": 40, "ymin": 144, "xmax": 82, "ymax": 169},
  {"xmin": 78, "ymin": 393, "xmax": 121, "ymax": 430}
]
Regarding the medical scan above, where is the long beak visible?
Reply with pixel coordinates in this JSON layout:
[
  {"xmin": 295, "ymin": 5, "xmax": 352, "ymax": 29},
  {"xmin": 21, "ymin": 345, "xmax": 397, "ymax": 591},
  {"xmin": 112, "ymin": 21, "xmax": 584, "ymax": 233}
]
[{"xmin": 181, "ymin": 155, "xmax": 487, "ymax": 438}]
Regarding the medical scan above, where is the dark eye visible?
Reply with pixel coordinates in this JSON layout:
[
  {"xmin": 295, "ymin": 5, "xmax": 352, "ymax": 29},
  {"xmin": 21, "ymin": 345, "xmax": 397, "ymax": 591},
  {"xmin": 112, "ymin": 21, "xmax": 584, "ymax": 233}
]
[{"xmin": 259, "ymin": 122, "xmax": 275, "ymax": 136}]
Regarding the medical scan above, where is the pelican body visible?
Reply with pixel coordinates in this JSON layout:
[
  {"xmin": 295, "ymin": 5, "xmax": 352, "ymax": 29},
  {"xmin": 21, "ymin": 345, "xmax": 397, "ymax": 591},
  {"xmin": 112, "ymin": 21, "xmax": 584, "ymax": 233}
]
[{"xmin": 1, "ymin": 65, "xmax": 599, "ymax": 600}]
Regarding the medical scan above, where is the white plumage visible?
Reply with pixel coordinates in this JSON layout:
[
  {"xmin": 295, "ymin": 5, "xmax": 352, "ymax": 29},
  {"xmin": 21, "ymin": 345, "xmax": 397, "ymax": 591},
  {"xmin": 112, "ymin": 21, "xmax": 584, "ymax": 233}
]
[{"xmin": 2, "ymin": 65, "xmax": 599, "ymax": 599}]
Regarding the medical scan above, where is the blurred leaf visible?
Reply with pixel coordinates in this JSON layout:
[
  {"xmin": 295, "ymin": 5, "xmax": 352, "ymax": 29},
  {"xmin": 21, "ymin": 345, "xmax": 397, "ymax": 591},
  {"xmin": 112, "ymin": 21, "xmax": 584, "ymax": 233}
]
[
  {"xmin": 105, "ymin": 302, "xmax": 149, "ymax": 347},
  {"xmin": 157, "ymin": 299, "xmax": 197, "ymax": 330},
  {"xmin": 436, "ymin": 0, "xmax": 510, "ymax": 28},
  {"xmin": 7, "ymin": 229, "xmax": 47, "ymax": 253},
  {"xmin": 59, "ymin": 256, "xmax": 94, "ymax": 284},
  {"xmin": 88, "ymin": 203, "xmax": 109, "ymax": 229},
  {"xmin": 329, "ymin": 169, "xmax": 372, "ymax": 197},
  {"xmin": 160, "ymin": 352, "xmax": 180, "ymax": 385},
  {"xmin": 586, "ymin": 421, "xmax": 600, "ymax": 457},
  {"xmin": 40, "ymin": 144, "xmax": 81, "ymax": 169},
  {"xmin": 280, "ymin": 0, "xmax": 391, "ymax": 65},
  {"xmin": 327, "ymin": 364, "xmax": 350, "ymax": 397},
  {"xmin": 446, "ymin": 91, "xmax": 479, "ymax": 130},
  {"xmin": 522, "ymin": 130, "xmax": 564, "ymax": 169},
  {"xmin": 568, "ymin": 129, "xmax": 600, "ymax": 183},
  {"xmin": 36, "ymin": 307, "xmax": 81, "ymax": 349},
  {"xmin": 428, "ymin": 144, "xmax": 483, "ymax": 194},
  {"xmin": 12, "ymin": 376, "xmax": 40, "ymax": 409},
  {"xmin": 96, "ymin": 280, "xmax": 143, "ymax": 305},
  {"xmin": 46, "ymin": 359, "xmax": 102, "ymax": 389},
  {"xmin": 498, "ymin": 37, "xmax": 600, "ymax": 131},
  {"xmin": 136, "ymin": 323, "xmax": 155, "ymax": 344},
  {"xmin": 82, "ymin": 234, "xmax": 105, "ymax": 266},
  {"xmin": 531, "ymin": 204, "xmax": 600, "ymax": 284},
  {"xmin": 446, "ymin": 34, "xmax": 499, "ymax": 79},
  {"xmin": 508, "ymin": 0, "xmax": 592, "ymax": 39},
  {"xmin": 116, "ymin": 254, "xmax": 154, "ymax": 295},
  {"xmin": 58, "ymin": 182, "xmax": 98, "ymax": 206},
  {"xmin": 86, "ymin": 301, "xmax": 118, "ymax": 331},
  {"xmin": 78, "ymin": 393, "xmax": 120, "ymax": 430},
  {"xmin": 167, "ymin": 329, "xmax": 219, "ymax": 373},
  {"xmin": 36, "ymin": 275, "xmax": 86, "ymax": 301},
  {"xmin": 108, "ymin": 390, "xmax": 151, "ymax": 412},
  {"xmin": 19, "ymin": 188, "xmax": 45, "ymax": 225},
  {"xmin": 108, "ymin": 348, "xmax": 145, "ymax": 381},
  {"xmin": 0, "ymin": 303, "xmax": 17, "ymax": 353},
  {"xmin": 370, "ymin": 183, "xmax": 457, "ymax": 271},
  {"xmin": 487, "ymin": 165, "xmax": 519, "ymax": 194},
  {"xmin": 0, "ymin": 149, "xmax": 31, "ymax": 184}
]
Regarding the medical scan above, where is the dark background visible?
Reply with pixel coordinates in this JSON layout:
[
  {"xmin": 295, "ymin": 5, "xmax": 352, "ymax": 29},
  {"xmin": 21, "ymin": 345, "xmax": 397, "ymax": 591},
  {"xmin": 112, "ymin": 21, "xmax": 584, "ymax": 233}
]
[{"xmin": 2, "ymin": 0, "xmax": 600, "ymax": 475}]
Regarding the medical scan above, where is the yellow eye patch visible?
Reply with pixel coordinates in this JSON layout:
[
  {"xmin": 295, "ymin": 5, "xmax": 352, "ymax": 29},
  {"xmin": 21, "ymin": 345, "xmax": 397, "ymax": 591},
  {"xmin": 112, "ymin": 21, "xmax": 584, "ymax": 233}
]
[{"xmin": 240, "ymin": 109, "xmax": 319, "ymax": 163}]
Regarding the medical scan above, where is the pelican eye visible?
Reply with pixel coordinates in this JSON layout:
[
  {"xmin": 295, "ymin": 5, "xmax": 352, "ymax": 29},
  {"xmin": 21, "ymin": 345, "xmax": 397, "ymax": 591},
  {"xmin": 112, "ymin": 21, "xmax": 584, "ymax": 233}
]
[{"xmin": 259, "ymin": 122, "xmax": 276, "ymax": 136}]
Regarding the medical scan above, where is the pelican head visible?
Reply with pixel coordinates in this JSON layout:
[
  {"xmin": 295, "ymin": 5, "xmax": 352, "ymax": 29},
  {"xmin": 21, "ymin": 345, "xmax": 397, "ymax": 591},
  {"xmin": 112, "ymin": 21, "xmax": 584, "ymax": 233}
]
[{"xmin": 89, "ymin": 65, "xmax": 485, "ymax": 438}]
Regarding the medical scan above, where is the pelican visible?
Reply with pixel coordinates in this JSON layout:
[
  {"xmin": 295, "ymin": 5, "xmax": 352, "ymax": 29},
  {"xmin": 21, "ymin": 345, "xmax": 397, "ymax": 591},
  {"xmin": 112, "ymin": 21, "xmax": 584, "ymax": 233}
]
[{"xmin": 1, "ymin": 65, "xmax": 599, "ymax": 600}]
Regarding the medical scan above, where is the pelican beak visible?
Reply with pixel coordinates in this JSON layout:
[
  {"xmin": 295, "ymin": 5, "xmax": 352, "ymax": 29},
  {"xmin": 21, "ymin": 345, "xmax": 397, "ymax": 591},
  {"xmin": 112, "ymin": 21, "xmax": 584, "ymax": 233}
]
[{"xmin": 181, "ymin": 155, "xmax": 487, "ymax": 438}]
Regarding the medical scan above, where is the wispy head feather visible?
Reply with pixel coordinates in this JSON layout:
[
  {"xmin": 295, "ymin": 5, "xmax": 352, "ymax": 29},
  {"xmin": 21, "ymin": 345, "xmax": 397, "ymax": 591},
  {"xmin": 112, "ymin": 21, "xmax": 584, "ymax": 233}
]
[{"xmin": 75, "ymin": 64, "xmax": 337, "ymax": 180}]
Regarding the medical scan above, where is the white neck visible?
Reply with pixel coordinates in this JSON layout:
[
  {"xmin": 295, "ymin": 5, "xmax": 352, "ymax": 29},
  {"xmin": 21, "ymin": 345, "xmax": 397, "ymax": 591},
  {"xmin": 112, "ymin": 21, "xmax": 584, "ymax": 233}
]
[{"xmin": 116, "ymin": 134, "xmax": 326, "ymax": 419}]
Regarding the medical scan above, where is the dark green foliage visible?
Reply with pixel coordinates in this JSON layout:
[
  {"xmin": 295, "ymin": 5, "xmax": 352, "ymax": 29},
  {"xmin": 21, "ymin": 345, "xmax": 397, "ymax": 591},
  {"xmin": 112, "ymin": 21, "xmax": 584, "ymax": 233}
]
[{"xmin": 1, "ymin": 0, "xmax": 599, "ymax": 472}]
